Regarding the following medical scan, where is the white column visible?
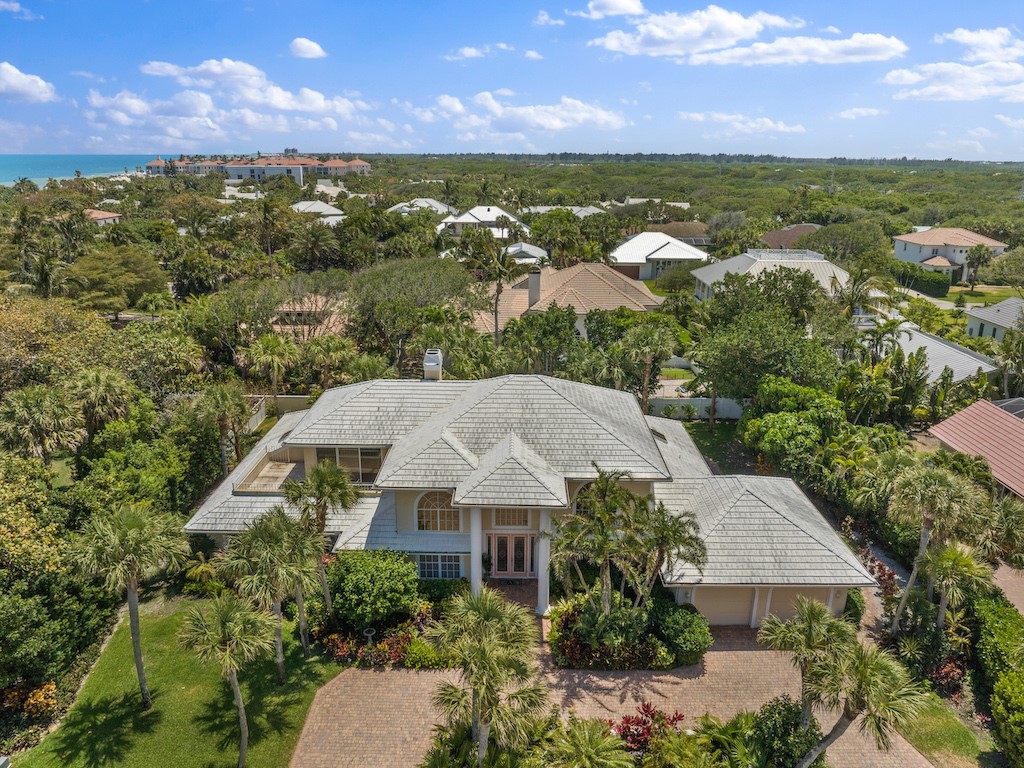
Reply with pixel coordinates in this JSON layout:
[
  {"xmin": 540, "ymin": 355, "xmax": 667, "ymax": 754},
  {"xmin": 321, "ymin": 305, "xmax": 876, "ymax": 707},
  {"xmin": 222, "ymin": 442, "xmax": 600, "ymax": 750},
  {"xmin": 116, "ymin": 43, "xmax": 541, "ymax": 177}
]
[
  {"xmin": 763, "ymin": 587, "xmax": 774, "ymax": 624},
  {"xmin": 750, "ymin": 587, "xmax": 761, "ymax": 628},
  {"xmin": 469, "ymin": 507, "xmax": 482, "ymax": 595},
  {"xmin": 536, "ymin": 509, "xmax": 552, "ymax": 616}
]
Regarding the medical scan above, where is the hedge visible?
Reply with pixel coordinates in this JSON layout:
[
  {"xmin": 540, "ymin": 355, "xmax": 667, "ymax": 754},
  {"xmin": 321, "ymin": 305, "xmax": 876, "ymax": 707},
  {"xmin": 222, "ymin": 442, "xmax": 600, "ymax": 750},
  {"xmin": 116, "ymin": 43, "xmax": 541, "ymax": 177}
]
[
  {"xmin": 892, "ymin": 261, "xmax": 951, "ymax": 298},
  {"xmin": 651, "ymin": 602, "xmax": 714, "ymax": 666},
  {"xmin": 973, "ymin": 593, "xmax": 1024, "ymax": 700},
  {"xmin": 843, "ymin": 588, "xmax": 866, "ymax": 628},
  {"xmin": 992, "ymin": 670, "xmax": 1024, "ymax": 768}
]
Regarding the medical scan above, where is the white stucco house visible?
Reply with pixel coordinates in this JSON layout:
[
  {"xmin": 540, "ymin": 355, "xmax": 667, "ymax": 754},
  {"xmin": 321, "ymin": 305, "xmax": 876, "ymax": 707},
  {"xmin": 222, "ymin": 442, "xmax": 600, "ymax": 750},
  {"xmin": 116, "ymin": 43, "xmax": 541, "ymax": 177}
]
[
  {"xmin": 185, "ymin": 374, "xmax": 872, "ymax": 625},
  {"xmin": 965, "ymin": 298, "xmax": 1024, "ymax": 342},
  {"xmin": 609, "ymin": 232, "xmax": 708, "ymax": 280},
  {"xmin": 439, "ymin": 206, "xmax": 528, "ymax": 239},
  {"xmin": 893, "ymin": 228, "xmax": 1006, "ymax": 283}
]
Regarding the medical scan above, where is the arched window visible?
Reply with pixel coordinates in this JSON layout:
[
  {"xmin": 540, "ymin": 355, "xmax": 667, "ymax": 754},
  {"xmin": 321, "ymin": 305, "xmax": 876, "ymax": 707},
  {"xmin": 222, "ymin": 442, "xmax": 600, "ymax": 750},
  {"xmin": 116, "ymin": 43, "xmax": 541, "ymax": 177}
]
[
  {"xmin": 417, "ymin": 491, "xmax": 460, "ymax": 531},
  {"xmin": 573, "ymin": 483, "xmax": 593, "ymax": 515}
]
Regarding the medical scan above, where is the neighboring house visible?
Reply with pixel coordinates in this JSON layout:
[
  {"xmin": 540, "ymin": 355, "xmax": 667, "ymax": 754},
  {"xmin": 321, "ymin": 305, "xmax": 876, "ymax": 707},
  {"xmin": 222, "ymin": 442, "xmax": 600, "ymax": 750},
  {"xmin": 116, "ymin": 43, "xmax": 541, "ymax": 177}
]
[
  {"xmin": 185, "ymin": 373, "xmax": 872, "ymax": 623},
  {"xmin": 388, "ymin": 198, "xmax": 457, "ymax": 216},
  {"xmin": 930, "ymin": 398, "xmax": 1024, "ymax": 499},
  {"xmin": 521, "ymin": 205, "xmax": 604, "ymax": 218},
  {"xmin": 84, "ymin": 208, "xmax": 122, "ymax": 227},
  {"xmin": 439, "ymin": 205, "xmax": 528, "ymax": 239},
  {"xmin": 472, "ymin": 263, "xmax": 663, "ymax": 338},
  {"xmin": 647, "ymin": 221, "xmax": 713, "ymax": 248},
  {"xmin": 609, "ymin": 231, "xmax": 708, "ymax": 280},
  {"xmin": 692, "ymin": 249, "xmax": 847, "ymax": 301},
  {"xmin": 272, "ymin": 294, "xmax": 344, "ymax": 340},
  {"xmin": 965, "ymin": 297, "xmax": 1024, "ymax": 342},
  {"xmin": 145, "ymin": 156, "xmax": 169, "ymax": 175},
  {"xmin": 291, "ymin": 200, "xmax": 346, "ymax": 217},
  {"xmin": 895, "ymin": 323, "xmax": 998, "ymax": 384},
  {"xmin": 761, "ymin": 223, "xmax": 821, "ymax": 250},
  {"xmin": 504, "ymin": 242, "xmax": 547, "ymax": 265},
  {"xmin": 146, "ymin": 155, "xmax": 372, "ymax": 183},
  {"xmin": 605, "ymin": 196, "xmax": 690, "ymax": 210},
  {"xmin": 893, "ymin": 228, "xmax": 1007, "ymax": 283}
]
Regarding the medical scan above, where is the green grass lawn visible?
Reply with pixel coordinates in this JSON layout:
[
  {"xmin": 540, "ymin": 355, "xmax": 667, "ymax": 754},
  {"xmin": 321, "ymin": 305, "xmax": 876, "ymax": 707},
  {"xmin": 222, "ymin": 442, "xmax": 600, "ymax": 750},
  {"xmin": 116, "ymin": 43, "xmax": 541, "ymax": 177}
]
[
  {"xmin": 948, "ymin": 285, "xmax": 1022, "ymax": 305},
  {"xmin": 659, "ymin": 367, "xmax": 694, "ymax": 381},
  {"xmin": 643, "ymin": 279, "xmax": 670, "ymax": 297},
  {"xmin": 684, "ymin": 420, "xmax": 758, "ymax": 474},
  {"xmin": 899, "ymin": 693, "xmax": 1003, "ymax": 768},
  {"xmin": 16, "ymin": 599, "xmax": 341, "ymax": 768},
  {"xmin": 49, "ymin": 457, "xmax": 74, "ymax": 489}
]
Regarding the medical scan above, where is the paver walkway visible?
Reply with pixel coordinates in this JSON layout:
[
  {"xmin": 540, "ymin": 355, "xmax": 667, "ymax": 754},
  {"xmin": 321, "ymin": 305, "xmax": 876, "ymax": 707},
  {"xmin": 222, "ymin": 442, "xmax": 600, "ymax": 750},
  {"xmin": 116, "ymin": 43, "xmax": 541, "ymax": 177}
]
[
  {"xmin": 995, "ymin": 565, "xmax": 1024, "ymax": 614},
  {"xmin": 290, "ymin": 626, "xmax": 932, "ymax": 768}
]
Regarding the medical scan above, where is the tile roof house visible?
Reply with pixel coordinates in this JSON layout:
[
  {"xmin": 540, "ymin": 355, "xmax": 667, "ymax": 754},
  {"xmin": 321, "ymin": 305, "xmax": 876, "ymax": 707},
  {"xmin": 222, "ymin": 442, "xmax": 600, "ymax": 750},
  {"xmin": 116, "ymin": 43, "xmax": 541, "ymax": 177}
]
[
  {"xmin": 186, "ymin": 374, "xmax": 872, "ymax": 624},
  {"xmin": 521, "ymin": 205, "xmax": 605, "ymax": 219},
  {"xmin": 761, "ymin": 223, "xmax": 821, "ymax": 250},
  {"xmin": 692, "ymin": 249, "xmax": 848, "ymax": 301},
  {"xmin": 387, "ymin": 198, "xmax": 457, "ymax": 216},
  {"xmin": 439, "ymin": 205, "xmax": 528, "ymax": 240},
  {"xmin": 472, "ymin": 263, "xmax": 663, "ymax": 337},
  {"xmin": 609, "ymin": 231, "xmax": 709, "ymax": 280},
  {"xmin": 965, "ymin": 297, "xmax": 1024, "ymax": 342},
  {"xmin": 895, "ymin": 323, "xmax": 998, "ymax": 384},
  {"xmin": 83, "ymin": 208, "xmax": 122, "ymax": 227},
  {"xmin": 930, "ymin": 399, "xmax": 1024, "ymax": 499},
  {"xmin": 894, "ymin": 227, "xmax": 1007, "ymax": 283}
]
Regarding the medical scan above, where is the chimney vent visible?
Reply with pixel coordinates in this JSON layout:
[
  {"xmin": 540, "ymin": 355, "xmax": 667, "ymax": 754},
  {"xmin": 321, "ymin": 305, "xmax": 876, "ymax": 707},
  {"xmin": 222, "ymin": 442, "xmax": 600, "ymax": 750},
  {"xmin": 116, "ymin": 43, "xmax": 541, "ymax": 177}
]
[
  {"xmin": 423, "ymin": 349, "xmax": 443, "ymax": 381},
  {"xmin": 527, "ymin": 270, "xmax": 542, "ymax": 308}
]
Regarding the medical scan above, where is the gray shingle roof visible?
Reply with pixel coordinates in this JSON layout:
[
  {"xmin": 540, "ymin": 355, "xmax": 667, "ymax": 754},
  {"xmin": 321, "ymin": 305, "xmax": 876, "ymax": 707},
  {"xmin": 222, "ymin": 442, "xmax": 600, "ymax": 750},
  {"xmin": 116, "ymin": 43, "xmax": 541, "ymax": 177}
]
[
  {"xmin": 964, "ymin": 297, "xmax": 1024, "ymax": 330},
  {"xmin": 333, "ymin": 492, "xmax": 471, "ymax": 554},
  {"xmin": 645, "ymin": 416, "xmax": 712, "ymax": 479},
  {"xmin": 897, "ymin": 323, "xmax": 997, "ymax": 383},
  {"xmin": 658, "ymin": 476, "xmax": 873, "ymax": 587},
  {"xmin": 691, "ymin": 250, "xmax": 846, "ymax": 295},
  {"xmin": 453, "ymin": 432, "xmax": 568, "ymax": 508}
]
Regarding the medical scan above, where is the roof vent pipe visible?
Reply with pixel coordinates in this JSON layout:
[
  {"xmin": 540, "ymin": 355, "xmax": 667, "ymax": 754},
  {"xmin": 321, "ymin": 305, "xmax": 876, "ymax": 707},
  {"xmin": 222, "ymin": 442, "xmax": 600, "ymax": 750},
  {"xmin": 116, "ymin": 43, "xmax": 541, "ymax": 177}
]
[
  {"xmin": 423, "ymin": 349, "xmax": 443, "ymax": 381},
  {"xmin": 528, "ymin": 270, "xmax": 542, "ymax": 308}
]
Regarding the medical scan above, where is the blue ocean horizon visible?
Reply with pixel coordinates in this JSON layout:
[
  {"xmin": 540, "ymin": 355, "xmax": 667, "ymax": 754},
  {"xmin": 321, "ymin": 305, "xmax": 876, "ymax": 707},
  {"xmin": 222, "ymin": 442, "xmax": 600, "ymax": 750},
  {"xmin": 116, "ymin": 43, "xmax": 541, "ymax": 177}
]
[{"xmin": 0, "ymin": 154, "xmax": 157, "ymax": 186}]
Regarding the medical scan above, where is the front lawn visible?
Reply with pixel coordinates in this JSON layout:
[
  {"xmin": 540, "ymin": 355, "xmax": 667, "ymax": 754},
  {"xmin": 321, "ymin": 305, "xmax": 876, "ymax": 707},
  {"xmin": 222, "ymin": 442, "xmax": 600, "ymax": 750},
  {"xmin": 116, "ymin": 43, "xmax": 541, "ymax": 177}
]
[
  {"xmin": 16, "ymin": 598, "xmax": 340, "ymax": 768},
  {"xmin": 948, "ymin": 285, "xmax": 1021, "ymax": 305},
  {"xmin": 659, "ymin": 367, "xmax": 694, "ymax": 381},
  {"xmin": 899, "ymin": 693, "xmax": 1003, "ymax": 768},
  {"xmin": 684, "ymin": 420, "xmax": 758, "ymax": 474}
]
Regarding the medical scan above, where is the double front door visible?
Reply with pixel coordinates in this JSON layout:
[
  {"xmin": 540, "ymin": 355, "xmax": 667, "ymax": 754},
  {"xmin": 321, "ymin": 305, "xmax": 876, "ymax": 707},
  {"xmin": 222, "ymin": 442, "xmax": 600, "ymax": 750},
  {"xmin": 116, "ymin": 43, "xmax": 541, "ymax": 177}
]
[{"xmin": 487, "ymin": 533, "xmax": 536, "ymax": 578}]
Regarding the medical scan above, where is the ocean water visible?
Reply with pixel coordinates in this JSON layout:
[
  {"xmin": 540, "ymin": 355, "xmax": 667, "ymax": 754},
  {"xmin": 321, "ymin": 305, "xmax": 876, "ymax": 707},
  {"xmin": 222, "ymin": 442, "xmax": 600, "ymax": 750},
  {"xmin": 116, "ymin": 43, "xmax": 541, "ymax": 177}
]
[{"xmin": 0, "ymin": 155, "xmax": 156, "ymax": 186}]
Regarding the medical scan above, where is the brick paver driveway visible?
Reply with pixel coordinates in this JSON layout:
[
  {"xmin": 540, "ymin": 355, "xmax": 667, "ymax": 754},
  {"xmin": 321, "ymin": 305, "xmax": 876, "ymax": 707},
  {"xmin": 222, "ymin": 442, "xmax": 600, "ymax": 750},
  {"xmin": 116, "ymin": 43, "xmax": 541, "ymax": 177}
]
[{"xmin": 290, "ymin": 627, "xmax": 932, "ymax": 768}]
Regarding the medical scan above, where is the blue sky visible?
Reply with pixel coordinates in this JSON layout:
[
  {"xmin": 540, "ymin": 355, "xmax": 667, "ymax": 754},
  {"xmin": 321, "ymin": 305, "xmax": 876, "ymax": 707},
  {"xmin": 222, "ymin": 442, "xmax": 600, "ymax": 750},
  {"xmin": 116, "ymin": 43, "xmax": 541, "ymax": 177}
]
[{"xmin": 1, "ymin": 0, "xmax": 1023, "ymax": 158}]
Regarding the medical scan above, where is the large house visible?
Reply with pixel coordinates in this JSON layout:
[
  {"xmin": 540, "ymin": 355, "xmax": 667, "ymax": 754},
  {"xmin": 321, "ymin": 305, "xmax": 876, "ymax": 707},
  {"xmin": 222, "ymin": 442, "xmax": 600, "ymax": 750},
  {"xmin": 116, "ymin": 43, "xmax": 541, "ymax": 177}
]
[
  {"xmin": 930, "ymin": 398, "xmax": 1024, "ymax": 499},
  {"xmin": 609, "ymin": 232, "xmax": 708, "ymax": 280},
  {"xmin": 692, "ymin": 249, "xmax": 847, "ymax": 301},
  {"xmin": 144, "ymin": 155, "xmax": 372, "ymax": 184},
  {"xmin": 893, "ymin": 228, "xmax": 1006, "ymax": 283},
  {"xmin": 521, "ymin": 205, "xmax": 605, "ymax": 219},
  {"xmin": 965, "ymin": 297, "xmax": 1024, "ymax": 342},
  {"xmin": 83, "ymin": 208, "xmax": 122, "ymax": 227},
  {"xmin": 472, "ymin": 263, "xmax": 663, "ymax": 338},
  {"xmin": 439, "ymin": 206, "xmax": 527, "ymax": 239},
  {"xmin": 388, "ymin": 198, "xmax": 457, "ymax": 217},
  {"xmin": 185, "ymin": 374, "xmax": 872, "ymax": 624}
]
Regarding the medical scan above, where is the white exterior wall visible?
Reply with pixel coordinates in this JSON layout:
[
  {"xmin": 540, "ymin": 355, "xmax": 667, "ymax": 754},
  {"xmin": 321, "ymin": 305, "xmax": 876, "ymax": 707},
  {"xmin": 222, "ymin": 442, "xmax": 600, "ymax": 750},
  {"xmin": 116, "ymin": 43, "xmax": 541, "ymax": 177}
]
[{"xmin": 966, "ymin": 316, "xmax": 1011, "ymax": 341}]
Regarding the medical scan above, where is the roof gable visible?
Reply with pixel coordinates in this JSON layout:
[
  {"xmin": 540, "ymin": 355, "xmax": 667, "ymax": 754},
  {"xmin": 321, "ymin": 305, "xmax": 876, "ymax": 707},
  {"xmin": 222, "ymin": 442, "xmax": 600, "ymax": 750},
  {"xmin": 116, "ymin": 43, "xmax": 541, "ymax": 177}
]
[
  {"xmin": 930, "ymin": 399, "xmax": 1024, "ymax": 498},
  {"xmin": 454, "ymin": 432, "xmax": 568, "ymax": 507}
]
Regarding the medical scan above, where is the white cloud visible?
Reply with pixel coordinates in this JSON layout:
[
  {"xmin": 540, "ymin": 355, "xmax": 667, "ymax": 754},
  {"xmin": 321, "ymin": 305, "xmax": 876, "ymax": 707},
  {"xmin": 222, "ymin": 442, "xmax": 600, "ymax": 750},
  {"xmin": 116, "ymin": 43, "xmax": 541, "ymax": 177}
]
[
  {"xmin": 494, "ymin": 88, "xmax": 516, "ymax": 97},
  {"xmin": 534, "ymin": 10, "xmax": 564, "ymax": 26},
  {"xmin": 570, "ymin": 0, "xmax": 646, "ymax": 20},
  {"xmin": 996, "ymin": 114, "xmax": 1024, "ymax": 129},
  {"xmin": 926, "ymin": 138, "xmax": 986, "ymax": 154},
  {"xmin": 886, "ymin": 27, "xmax": 1024, "ymax": 102},
  {"xmin": 443, "ymin": 43, "xmax": 517, "ymax": 61},
  {"xmin": 589, "ymin": 5, "xmax": 799, "ymax": 58},
  {"xmin": 822, "ymin": 25, "xmax": 841, "ymax": 35},
  {"xmin": 139, "ymin": 57, "xmax": 366, "ymax": 117},
  {"xmin": 70, "ymin": 69, "xmax": 106, "ymax": 83},
  {"xmin": 289, "ymin": 37, "xmax": 328, "ymax": 59},
  {"xmin": 0, "ymin": 61, "xmax": 57, "ymax": 102},
  {"xmin": 0, "ymin": 2, "xmax": 40, "ymax": 20},
  {"xmin": 679, "ymin": 110, "xmax": 804, "ymax": 135},
  {"xmin": 525, "ymin": 50, "xmax": 544, "ymax": 60},
  {"xmin": 838, "ymin": 107, "xmax": 886, "ymax": 119},
  {"xmin": 691, "ymin": 33, "xmax": 906, "ymax": 65},
  {"xmin": 968, "ymin": 126, "xmax": 994, "ymax": 138}
]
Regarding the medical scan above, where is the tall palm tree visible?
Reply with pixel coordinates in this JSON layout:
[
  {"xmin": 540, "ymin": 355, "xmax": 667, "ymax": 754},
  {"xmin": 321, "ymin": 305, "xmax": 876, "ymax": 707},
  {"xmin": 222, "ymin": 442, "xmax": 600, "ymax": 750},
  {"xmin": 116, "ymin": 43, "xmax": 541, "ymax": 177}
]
[
  {"xmin": 24, "ymin": 248, "xmax": 75, "ymax": 298},
  {"xmin": 278, "ymin": 512, "xmax": 324, "ymax": 658},
  {"xmin": 179, "ymin": 594, "xmax": 275, "ymax": 768},
  {"xmin": 0, "ymin": 384, "xmax": 85, "ymax": 465},
  {"xmin": 283, "ymin": 461, "xmax": 362, "ymax": 624},
  {"xmin": 217, "ymin": 507, "xmax": 308, "ymax": 685},
  {"xmin": 542, "ymin": 718, "xmax": 633, "ymax": 768},
  {"xmin": 197, "ymin": 381, "xmax": 250, "ymax": 475},
  {"xmin": 831, "ymin": 266, "xmax": 892, "ymax": 318},
  {"xmin": 427, "ymin": 588, "xmax": 547, "ymax": 768},
  {"xmin": 796, "ymin": 643, "xmax": 927, "ymax": 768},
  {"xmin": 758, "ymin": 597, "xmax": 856, "ymax": 728},
  {"xmin": 50, "ymin": 211, "xmax": 92, "ymax": 262},
  {"xmin": 246, "ymin": 333, "xmax": 298, "ymax": 409},
  {"xmin": 254, "ymin": 198, "xmax": 287, "ymax": 275},
  {"xmin": 861, "ymin": 319, "xmax": 910, "ymax": 366},
  {"xmin": 72, "ymin": 505, "xmax": 190, "ymax": 710},
  {"xmin": 463, "ymin": 229, "xmax": 529, "ymax": 343},
  {"xmin": 887, "ymin": 465, "xmax": 983, "ymax": 633},
  {"xmin": 303, "ymin": 334, "xmax": 356, "ymax": 390},
  {"xmin": 621, "ymin": 498, "xmax": 706, "ymax": 610},
  {"xmin": 621, "ymin": 322, "xmax": 677, "ymax": 414},
  {"xmin": 920, "ymin": 543, "xmax": 993, "ymax": 631},
  {"xmin": 974, "ymin": 495, "xmax": 1024, "ymax": 570},
  {"xmin": 72, "ymin": 367, "xmax": 133, "ymax": 443}
]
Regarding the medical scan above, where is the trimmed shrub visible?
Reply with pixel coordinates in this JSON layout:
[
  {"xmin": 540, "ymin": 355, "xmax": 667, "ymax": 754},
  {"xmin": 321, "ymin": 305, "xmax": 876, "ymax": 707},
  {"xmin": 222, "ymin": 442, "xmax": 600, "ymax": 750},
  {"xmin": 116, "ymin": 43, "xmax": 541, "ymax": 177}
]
[
  {"xmin": 416, "ymin": 578, "xmax": 468, "ymax": 605},
  {"xmin": 548, "ymin": 595, "xmax": 674, "ymax": 670},
  {"xmin": 991, "ymin": 669, "xmax": 1024, "ymax": 766},
  {"xmin": 752, "ymin": 695, "xmax": 824, "ymax": 768},
  {"xmin": 974, "ymin": 593, "xmax": 1024, "ymax": 700},
  {"xmin": 842, "ymin": 588, "xmax": 866, "ymax": 628},
  {"xmin": 651, "ymin": 601, "xmax": 714, "ymax": 666},
  {"xmin": 328, "ymin": 549, "xmax": 419, "ymax": 629},
  {"xmin": 403, "ymin": 635, "xmax": 447, "ymax": 669}
]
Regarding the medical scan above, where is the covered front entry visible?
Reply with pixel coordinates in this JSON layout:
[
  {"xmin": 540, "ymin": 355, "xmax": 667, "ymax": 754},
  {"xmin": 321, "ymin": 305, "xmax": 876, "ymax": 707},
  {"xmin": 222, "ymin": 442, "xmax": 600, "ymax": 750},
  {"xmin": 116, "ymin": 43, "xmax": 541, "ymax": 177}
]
[{"xmin": 487, "ymin": 533, "xmax": 537, "ymax": 578}]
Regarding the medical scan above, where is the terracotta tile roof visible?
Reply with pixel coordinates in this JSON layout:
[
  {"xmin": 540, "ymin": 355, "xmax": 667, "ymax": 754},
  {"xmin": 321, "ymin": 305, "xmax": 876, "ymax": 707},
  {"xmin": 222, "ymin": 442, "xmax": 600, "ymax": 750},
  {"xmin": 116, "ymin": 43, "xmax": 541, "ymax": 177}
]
[
  {"xmin": 895, "ymin": 227, "xmax": 1006, "ymax": 248},
  {"xmin": 761, "ymin": 223, "xmax": 821, "ymax": 249},
  {"xmin": 145, "ymin": 156, "xmax": 167, "ymax": 166},
  {"xmin": 921, "ymin": 255, "xmax": 954, "ymax": 267},
  {"xmin": 83, "ymin": 208, "xmax": 121, "ymax": 220},
  {"xmin": 930, "ymin": 399, "xmax": 1024, "ymax": 498},
  {"xmin": 323, "ymin": 159, "xmax": 351, "ymax": 167}
]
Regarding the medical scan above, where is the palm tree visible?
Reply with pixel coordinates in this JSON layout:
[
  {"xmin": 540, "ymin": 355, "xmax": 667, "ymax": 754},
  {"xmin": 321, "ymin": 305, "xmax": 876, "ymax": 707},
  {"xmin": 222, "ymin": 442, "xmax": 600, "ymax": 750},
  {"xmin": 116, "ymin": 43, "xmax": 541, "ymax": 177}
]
[
  {"xmin": 861, "ymin": 319, "xmax": 910, "ymax": 366},
  {"xmin": 887, "ymin": 465, "xmax": 983, "ymax": 634},
  {"xmin": 217, "ymin": 507, "xmax": 308, "ymax": 685},
  {"xmin": 24, "ymin": 248, "xmax": 75, "ymax": 298},
  {"xmin": 463, "ymin": 229, "xmax": 529, "ymax": 343},
  {"xmin": 50, "ymin": 211, "xmax": 92, "ymax": 261},
  {"xmin": 72, "ymin": 505, "xmax": 190, "ymax": 710},
  {"xmin": 831, "ymin": 266, "xmax": 892, "ymax": 318},
  {"xmin": 427, "ymin": 588, "xmax": 547, "ymax": 768},
  {"xmin": 303, "ymin": 334, "xmax": 356, "ymax": 390},
  {"xmin": 246, "ymin": 333, "xmax": 298, "ymax": 408},
  {"xmin": 278, "ymin": 513, "xmax": 324, "ymax": 658},
  {"xmin": 179, "ymin": 595, "xmax": 275, "ymax": 768},
  {"xmin": 71, "ymin": 367, "xmax": 133, "ymax": 443},
  {"xmin": 796, "ymin": 642, "xmax": 927, "ymax": 768},
  {"xmin": 920, "ymin": 543, "xmax": 993, "ymax": 631},
  {"xmin": 283, "ymin": 461, "xmax": 362, "ymax": 624},
  {"xmin": 758, "ymin": 597, "xmax": 856, "ymax": 728},
  {"xmin": 137, "ymin": 291, "xmax": 174, "ymax": 319},
  {"xmin": 621, "ymin": 498, "xmax": 706, "ymax": 610},
  {"xmin": 0, "ymin": 384, "xmax": 85, "ymax": 465},
  {"xmin": 542, "ymin": 718, "xmax": 633, "ymax": 768},
  {"xmin": 974, "ymin": 495, "xmax": 1024, "ymax": 570},
  {"xmin": 621, "ymin": 322, "xmax": 677, "ymax": 414},
  {"xmin": 197, "ymin": 381, "xmax": 250, "ymax": 475},
  {"xmin": 254, "ymin": 198, "xmax": 287, "ymax": 275}
]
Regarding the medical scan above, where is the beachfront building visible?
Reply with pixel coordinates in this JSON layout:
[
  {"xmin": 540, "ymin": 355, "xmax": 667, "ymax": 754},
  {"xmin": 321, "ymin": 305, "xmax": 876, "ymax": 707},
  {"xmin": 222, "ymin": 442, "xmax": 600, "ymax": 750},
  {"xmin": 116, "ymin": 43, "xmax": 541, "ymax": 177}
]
[
  {"xmin": 185, "ymin": 373, "xmax": 872, "ymax": 624},
  {"xmin": 143, "ymin": 155, "xmax": 372, "ymax": 183}
]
